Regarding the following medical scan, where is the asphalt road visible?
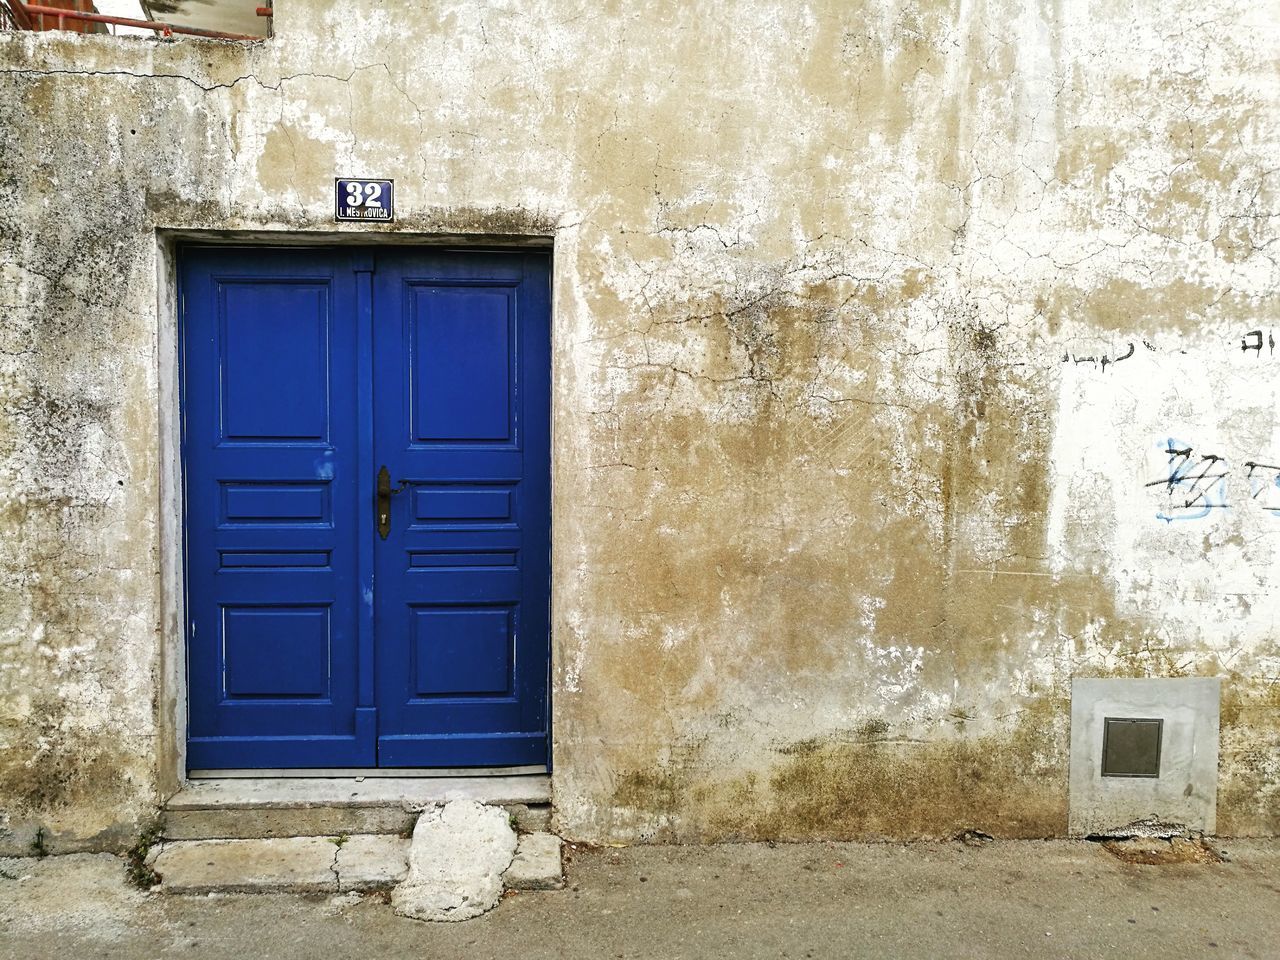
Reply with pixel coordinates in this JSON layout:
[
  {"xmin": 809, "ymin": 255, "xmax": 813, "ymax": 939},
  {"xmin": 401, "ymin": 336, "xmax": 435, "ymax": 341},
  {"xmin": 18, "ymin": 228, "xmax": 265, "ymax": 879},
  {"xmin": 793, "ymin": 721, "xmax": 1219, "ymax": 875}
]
[{"xmin": 2, "ymin": 838, "xmax": 1277, "ymax": 959}]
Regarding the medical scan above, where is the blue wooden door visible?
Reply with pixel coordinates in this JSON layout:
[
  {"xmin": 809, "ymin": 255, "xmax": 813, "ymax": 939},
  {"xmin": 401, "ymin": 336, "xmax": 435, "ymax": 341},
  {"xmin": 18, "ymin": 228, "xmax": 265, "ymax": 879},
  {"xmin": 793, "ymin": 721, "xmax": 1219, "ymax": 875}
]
[
  {"xmin": 372, "ymin": 251, "xmax": 551, "ymax": 767},
  {"xmin": 181, "ymin": 247, "xmax": 550, "ymax": 770}
]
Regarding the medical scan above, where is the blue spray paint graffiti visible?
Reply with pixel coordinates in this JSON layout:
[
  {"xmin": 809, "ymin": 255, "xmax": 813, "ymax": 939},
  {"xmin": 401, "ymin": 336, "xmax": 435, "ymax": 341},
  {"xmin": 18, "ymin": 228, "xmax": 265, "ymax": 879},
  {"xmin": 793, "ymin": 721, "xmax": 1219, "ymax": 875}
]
[
  {"xmin": 1147, "ymin": 438, "xmax": 1230, "ymax": 522},
  {"xmin": 1146, "ymin": 441, "xmax": 1280, "ymax": 522}
]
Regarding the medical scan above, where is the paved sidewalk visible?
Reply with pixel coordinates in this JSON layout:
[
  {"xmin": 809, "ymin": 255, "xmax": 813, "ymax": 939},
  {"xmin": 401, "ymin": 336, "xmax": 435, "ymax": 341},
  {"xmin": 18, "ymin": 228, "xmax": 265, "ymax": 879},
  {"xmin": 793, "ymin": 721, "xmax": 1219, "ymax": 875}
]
[{"xmin": 2, "ymin": 839, "xmax": 1278, "ymax": 959}]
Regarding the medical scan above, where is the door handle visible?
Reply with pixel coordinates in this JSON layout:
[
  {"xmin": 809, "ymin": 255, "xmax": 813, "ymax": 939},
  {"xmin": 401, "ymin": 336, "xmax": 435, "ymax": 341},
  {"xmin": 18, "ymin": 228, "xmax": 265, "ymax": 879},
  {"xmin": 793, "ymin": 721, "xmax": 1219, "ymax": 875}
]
[{"xmin": 376, "ymin": 466, "xmax": 408, "ymax": 539}]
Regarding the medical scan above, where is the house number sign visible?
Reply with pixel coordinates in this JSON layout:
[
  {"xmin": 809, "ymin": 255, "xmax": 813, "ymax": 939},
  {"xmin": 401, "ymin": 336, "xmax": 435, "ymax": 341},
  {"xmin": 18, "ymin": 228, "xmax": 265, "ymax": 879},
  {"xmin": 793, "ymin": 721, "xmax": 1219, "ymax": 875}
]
[{"xmin": 336, "ymin": 178, "xmax": 394, "ymax": 222}]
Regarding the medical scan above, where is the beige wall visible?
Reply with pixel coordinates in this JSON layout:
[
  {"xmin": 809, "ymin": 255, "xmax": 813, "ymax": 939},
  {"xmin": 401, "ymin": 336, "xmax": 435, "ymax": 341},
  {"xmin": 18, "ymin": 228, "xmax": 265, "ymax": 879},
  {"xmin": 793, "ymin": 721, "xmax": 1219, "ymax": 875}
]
[{"xmin": 1, "ymin": 0, "xmax": 1277, "ymax": 852}]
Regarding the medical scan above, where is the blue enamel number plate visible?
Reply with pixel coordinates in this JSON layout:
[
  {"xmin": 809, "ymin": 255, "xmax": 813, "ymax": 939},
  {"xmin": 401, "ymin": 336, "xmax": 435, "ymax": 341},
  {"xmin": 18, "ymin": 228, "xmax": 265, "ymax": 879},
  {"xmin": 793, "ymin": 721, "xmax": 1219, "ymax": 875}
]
[{"xmin": 335, "ymin": 178, "xmax": 394, "ymax": 222}]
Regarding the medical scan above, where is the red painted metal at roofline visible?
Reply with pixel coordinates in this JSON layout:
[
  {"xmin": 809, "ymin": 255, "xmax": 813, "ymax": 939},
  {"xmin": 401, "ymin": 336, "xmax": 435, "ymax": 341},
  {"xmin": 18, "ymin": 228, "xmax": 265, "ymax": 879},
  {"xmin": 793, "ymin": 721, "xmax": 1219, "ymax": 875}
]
[
  {"xmin": 9, "ymin": 0, "xmax": 103, "ymax": 33},
  {"xmin": 1, "ymin": 0, "xmax": 262, "ymax": 39}
]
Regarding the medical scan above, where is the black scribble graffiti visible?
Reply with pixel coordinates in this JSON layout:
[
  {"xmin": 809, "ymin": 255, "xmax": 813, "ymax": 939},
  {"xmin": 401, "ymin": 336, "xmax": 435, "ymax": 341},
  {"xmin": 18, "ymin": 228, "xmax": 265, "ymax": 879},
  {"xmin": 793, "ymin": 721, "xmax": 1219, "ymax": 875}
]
[
  {"xmin": 1102, "ymin": 342, "xmax": 1134, "ymax": 371},
  {"xmin": 1244, "ymin": 461, "xmax": 1280, "ymax": 514},
  {"xmin": 1242, "ymin": 329, "xmax": 1277, "ymax": 356},
  {"xmin": 1147, "ymin": 443, "xmax": 1280, "ymax": 521},
  {"xmin": 1146, "ymin": 441, "xmax": 1230, "ymax": 521},
  {"xmin": 1060, "ymin": 341, "xmax": 1145, "ymax": 371}
]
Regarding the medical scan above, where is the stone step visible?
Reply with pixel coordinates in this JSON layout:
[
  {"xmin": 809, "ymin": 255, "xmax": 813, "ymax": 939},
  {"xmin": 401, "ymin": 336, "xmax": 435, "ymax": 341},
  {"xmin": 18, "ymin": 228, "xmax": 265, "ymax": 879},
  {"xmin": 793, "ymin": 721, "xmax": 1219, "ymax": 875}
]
[
  {"xmin": 162, "ymin": 776, "xmax": 552, "ymax": 841},
  {"xmin": 148, "ymin": 826, "xmax": 565, "ymax": 900},
  {"xmin": 149, "ymin": 835, "xmax": 410, "ymax": 895},
  {"xmin": 504, "ymin": 832, "xmax": 565, "ymax": 891}
]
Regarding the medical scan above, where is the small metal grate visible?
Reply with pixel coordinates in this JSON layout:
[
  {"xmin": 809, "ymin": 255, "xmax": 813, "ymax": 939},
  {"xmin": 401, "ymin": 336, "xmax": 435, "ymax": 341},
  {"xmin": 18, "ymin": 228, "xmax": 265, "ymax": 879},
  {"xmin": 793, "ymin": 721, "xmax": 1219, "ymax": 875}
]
[{"xmin": 1101, "ymin": 717, "xmax": 1163, "ymax": 778}]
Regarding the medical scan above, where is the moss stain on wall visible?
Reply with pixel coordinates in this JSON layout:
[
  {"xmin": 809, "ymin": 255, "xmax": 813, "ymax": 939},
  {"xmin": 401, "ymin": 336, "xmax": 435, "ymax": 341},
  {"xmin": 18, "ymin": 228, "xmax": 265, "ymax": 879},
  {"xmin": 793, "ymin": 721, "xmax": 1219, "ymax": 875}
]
[{"xmin": 2, "ymin": 0, "xmax": 1279, "ymax": 850}]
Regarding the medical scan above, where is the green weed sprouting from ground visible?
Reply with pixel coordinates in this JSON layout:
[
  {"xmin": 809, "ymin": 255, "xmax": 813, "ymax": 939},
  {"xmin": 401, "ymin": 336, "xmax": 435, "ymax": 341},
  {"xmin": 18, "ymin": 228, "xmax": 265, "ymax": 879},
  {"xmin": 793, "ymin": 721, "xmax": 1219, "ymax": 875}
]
[
  {"xmin": 328, "ymin": 833, "xmax": 349, "ymax": 848},
  {"xmin": 29, "ymin": 827, "xmax": 48, "ymax": 859},
  {"xmin": 125, "ymin": 818, "xmax": 165, "ymax": 889}
]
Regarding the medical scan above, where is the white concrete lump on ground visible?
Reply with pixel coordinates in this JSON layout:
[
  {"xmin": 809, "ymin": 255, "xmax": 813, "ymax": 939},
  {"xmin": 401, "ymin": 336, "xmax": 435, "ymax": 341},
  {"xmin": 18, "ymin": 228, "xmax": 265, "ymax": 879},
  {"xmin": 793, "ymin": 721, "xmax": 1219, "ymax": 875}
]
[{"xmin": 391, "ymin": 799, "xmax": 518, "ymax": 922}]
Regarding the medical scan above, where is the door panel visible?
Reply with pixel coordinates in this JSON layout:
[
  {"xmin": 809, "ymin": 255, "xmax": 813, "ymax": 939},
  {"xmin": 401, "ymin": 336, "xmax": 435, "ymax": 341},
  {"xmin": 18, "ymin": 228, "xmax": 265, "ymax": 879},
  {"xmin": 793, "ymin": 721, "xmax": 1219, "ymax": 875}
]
[
  {"xmin": 372, "ymin": 250, "xmax": 551, "ymax": 768},
  {"xmin": 182, "ymin": 248, "xmax": 374, "ymax": 769},
  {"xmin": 410, "ymin": 287, "xmax": 513, "ymax": 441}
]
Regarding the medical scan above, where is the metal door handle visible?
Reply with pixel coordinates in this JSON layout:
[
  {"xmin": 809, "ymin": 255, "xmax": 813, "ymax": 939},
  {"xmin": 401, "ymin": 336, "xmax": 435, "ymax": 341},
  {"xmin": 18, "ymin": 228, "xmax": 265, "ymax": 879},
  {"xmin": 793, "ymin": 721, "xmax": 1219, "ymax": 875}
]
[{"xmin": 377, "ymin": 466, "xmax": 408, "ymax": 539}]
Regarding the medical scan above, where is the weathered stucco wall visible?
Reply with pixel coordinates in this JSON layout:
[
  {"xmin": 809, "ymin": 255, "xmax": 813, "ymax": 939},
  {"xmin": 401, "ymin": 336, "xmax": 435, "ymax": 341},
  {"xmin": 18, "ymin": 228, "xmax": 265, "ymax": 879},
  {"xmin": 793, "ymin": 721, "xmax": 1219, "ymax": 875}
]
[{"xmin": 1, "ymin": 0, "xmax": 1277, "ymax": 852}]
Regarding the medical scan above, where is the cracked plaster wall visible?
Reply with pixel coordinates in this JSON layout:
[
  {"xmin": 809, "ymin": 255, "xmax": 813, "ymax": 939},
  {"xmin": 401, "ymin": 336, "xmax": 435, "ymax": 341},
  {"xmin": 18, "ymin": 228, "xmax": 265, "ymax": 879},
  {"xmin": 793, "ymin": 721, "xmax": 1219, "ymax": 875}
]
[{"xmin": 0, "ymin": 0, "xmax": 1278, "ymax": 851}]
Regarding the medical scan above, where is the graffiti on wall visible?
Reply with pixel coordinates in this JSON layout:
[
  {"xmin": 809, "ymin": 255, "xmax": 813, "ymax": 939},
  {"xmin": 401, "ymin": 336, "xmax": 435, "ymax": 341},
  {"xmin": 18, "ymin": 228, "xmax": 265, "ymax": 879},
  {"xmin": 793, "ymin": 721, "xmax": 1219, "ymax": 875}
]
[
  {"xmin": 1148, "ymin": 438, "xmax": 1280, "ymax": 522},
  {"xmin": 1061, "ymin": 340, "xmax": 1156, "ymax": 372},
  {"xmin": 1062, "ymin": 331, "xmax": 1277, "ymax": 370},
  {"xmin": 1242, "ymin": 329, "xmax": 1277, "ymax": 357}
]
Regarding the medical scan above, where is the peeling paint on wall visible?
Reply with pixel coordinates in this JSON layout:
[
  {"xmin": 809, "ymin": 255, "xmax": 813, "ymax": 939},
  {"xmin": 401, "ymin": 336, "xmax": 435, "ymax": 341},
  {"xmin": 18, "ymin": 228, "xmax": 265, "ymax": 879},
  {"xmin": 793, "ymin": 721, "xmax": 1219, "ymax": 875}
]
[{"xmin": 1, "ymin": 0, "xmax": 1278, "ymax": 851}]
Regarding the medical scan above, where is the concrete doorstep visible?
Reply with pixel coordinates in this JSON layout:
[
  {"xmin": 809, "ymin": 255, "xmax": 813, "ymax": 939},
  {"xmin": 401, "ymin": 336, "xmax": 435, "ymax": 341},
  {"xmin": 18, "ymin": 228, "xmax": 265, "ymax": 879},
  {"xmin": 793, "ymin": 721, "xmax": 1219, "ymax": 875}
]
[
  {"xmin": 162, "ymin": 776, "xmax": 552, "ymax": 841},
  {"xmin": 148, "ymin": 799, "xmax": 565, "ymax": 919},
  {"xmin": 149, "ymin": 835, "xmax": 410, "ymax": 895}
]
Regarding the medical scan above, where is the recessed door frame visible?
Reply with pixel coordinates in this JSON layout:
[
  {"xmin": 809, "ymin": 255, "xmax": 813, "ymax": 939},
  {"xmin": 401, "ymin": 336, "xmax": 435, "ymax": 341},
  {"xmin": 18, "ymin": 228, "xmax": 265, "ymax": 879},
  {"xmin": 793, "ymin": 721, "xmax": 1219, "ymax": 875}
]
[{"xmin": 155, "ymin": 229, "xmax": 557, "ymax": 792}]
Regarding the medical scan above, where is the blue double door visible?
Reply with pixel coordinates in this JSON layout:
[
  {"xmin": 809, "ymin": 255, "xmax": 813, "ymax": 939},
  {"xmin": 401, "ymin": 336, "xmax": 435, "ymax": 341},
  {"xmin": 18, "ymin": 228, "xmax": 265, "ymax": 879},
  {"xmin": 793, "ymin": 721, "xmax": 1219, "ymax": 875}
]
[{"xmin": 181, "ymin": 247, "xmax": 551, "ymax": 769}]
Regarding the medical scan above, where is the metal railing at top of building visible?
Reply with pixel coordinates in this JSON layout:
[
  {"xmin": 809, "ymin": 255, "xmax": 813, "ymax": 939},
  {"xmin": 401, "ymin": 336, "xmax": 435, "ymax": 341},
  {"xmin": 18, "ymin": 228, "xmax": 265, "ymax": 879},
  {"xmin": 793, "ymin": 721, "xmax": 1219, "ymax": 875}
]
[{"xmin": 0, "ymin": 1, "xmax": 269, "ymax": 41}]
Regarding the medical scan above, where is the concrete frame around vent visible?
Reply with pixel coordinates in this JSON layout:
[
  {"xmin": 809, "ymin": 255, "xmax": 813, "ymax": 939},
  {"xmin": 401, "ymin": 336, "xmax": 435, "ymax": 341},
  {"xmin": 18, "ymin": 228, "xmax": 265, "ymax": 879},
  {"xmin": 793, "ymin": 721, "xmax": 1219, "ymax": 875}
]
[
  {"xmin": 1068, "ymin": 677, "xmax": 1222, "ymax": 836},
  {"xmin": 153, "ymin": 227, "xmax": 559, "ymax": 802}
]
